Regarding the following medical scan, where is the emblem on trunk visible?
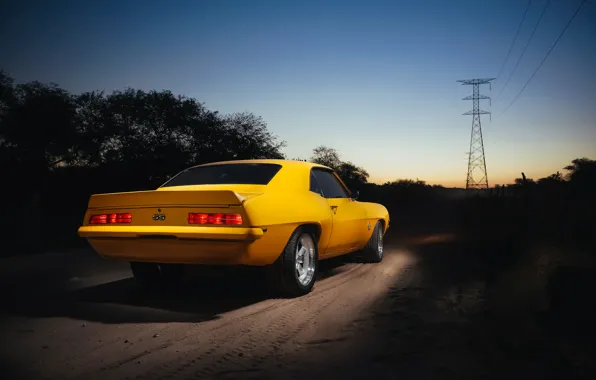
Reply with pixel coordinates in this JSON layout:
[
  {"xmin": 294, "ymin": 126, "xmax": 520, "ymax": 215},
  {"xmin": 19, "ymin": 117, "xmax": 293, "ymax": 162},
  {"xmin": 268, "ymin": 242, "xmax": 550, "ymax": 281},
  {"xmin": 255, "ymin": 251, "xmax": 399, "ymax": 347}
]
[{"xmin": 152, "ymin": 214, "xmax": 166, "ymax": 221}]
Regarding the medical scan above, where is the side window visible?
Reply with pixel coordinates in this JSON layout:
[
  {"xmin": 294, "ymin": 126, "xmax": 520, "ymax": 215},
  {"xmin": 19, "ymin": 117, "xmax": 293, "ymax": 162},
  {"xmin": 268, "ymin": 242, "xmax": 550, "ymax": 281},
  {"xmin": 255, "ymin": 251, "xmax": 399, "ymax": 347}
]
[
  {"xmin": 312, "ymin": 169, "xmax": 349, "ymax": 199},
  {"xmin": 310, "ymin": 171, "xmax": 324, "ymax": 196}
]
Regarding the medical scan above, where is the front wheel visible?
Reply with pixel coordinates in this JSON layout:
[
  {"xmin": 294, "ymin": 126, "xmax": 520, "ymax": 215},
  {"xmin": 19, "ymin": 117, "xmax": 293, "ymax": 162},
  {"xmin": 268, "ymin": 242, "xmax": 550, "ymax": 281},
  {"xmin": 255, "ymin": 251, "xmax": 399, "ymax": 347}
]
[
  {"xmin": 360, "ymin": 221, "xmax": 384, "ymax": 263},
  {"xmin": 268, "ymin": 227, "xmax": 319, "ymax": 298}
]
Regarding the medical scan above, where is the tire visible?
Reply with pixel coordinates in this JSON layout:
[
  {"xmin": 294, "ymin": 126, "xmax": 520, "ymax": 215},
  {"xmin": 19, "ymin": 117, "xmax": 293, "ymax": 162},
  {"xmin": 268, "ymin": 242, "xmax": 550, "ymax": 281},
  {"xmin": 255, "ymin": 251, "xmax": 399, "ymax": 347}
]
[
  {"xmin": 361, "ymin": 221, "xmax": 384, "ymax": 263},
  {"xmin": 130, "ymin": 262, "xmax": 184, "ymax": 290},
  {"xmin": 268, "ymin": 227, "xmax": 319, "ymax": 298}
]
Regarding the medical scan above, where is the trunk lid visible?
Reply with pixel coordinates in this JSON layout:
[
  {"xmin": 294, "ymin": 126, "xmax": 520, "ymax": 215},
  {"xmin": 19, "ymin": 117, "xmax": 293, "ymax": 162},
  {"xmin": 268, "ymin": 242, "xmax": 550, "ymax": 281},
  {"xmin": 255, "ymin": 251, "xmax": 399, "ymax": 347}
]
[
  {"xmin": 83, "ymin": 185, "xmax": 265, "ymax": 228},
  {"xmin": 88, "ymin": 185, "xmax": 265, "ymax": 209}
]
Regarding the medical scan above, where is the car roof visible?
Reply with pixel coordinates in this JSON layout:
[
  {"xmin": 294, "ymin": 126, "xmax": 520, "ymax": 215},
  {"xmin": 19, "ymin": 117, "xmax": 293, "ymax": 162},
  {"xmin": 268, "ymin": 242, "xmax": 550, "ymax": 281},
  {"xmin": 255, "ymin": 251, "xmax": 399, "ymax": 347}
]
[{"xmin": 190, "ymin": 159, "xmax": 332, "ymax": 171}]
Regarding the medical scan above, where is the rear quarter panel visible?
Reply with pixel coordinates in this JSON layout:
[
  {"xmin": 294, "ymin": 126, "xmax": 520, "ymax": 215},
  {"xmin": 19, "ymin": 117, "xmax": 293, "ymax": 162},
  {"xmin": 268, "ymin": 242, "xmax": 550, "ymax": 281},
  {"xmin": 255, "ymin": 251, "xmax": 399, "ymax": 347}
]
[
  {"xmin": 357, "ymin": 201, "xmax": 390, "ymax": 245},
  {"xmin": 236, "ymin": 163, "xmax": 334, "ymax": 263},
  {"xmin": 242, "ymin": 190, "xmax": 333, "ymax": 264}
]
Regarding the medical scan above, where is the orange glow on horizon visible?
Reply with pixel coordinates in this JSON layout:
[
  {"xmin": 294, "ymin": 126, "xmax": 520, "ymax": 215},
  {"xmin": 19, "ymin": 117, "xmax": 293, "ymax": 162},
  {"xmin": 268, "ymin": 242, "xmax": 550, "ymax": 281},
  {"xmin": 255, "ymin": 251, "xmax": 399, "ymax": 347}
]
[{"xmin": 368, "ymin": 171, "xmax": 556, "ymax": 188}]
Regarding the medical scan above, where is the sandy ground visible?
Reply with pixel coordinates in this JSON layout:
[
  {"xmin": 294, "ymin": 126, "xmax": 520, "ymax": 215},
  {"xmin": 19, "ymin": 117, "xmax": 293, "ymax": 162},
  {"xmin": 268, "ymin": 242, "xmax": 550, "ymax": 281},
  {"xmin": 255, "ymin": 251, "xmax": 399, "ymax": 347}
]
[{"xmin": 0, "ymin": 234, "xmax": 592, "ymax": 380}]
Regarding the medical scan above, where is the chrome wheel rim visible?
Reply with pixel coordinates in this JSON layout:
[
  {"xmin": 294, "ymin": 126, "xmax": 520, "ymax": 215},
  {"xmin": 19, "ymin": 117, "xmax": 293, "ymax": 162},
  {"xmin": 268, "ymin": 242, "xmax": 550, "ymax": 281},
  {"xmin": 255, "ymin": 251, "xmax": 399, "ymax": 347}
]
[
  {"xmin": 295, "ymin": 233, "xmax": 316, "ymax": 286},
  {"xmin": 377, "ymin": 227, "xmax": 384, "ymax": 257}
]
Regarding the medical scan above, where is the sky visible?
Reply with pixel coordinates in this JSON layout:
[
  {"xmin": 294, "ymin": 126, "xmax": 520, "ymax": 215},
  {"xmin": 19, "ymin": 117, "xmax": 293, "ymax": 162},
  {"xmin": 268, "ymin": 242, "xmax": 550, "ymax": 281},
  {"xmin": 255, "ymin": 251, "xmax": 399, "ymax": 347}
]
[{"xmin": 1, "ymin": 0, "xmax": 595, "ymax": 187}]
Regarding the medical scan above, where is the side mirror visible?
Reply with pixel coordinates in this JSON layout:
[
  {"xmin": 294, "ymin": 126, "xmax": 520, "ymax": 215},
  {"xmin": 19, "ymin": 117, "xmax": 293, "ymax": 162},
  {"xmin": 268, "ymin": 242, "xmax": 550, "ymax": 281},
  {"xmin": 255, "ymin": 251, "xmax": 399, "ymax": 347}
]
[{"xmin": 351, "ymin": 190, "xmax": 360, "ymax": 200}]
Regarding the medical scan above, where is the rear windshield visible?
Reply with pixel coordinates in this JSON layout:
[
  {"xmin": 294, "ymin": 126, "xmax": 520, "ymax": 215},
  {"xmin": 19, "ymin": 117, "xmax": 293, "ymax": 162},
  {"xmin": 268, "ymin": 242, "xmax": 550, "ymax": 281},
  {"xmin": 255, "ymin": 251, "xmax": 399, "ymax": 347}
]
[{"xmin": 161, "ymin": 163, "xmax": 282, "ymax": 187}]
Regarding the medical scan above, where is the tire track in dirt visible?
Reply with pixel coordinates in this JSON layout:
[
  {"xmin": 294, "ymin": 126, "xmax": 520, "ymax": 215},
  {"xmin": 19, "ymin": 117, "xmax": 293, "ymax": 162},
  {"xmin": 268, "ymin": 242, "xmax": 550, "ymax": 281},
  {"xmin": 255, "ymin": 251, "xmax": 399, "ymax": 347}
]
[
  {"xmin": 66, "ymin": 262, "xmax": 371, "ymax": 380},
  {"xmin": 251, "ymin": 253, "xmax": 418, "ymax": 380},
  {"xmin": 22, "ymin": 249, "xmax": 410, "ymax": 380},
  {"xmin": 187, "ymin": 293, "xmax": 339, "ymax": 379},
  {"xmin": 124, "ymin": 264, "xmax": 376, "ymax": 380},
  {"xmin": 115, "ymin": 253, "xmax": 411, "ymax": 380},
  {"xmin": 1, "ymin": 247, "xmax": 405, "ymax": 380},
  {"xmin": 66, "ymin": 299, "xmax": 267, "ymax": 380}
]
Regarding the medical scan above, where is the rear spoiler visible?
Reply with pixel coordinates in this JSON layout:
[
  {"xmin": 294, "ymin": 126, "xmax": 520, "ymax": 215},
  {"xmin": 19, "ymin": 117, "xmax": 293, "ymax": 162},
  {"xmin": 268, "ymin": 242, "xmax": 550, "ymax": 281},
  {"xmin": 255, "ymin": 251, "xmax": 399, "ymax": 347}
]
[{"xmin": 87, "ymin": 190, "xmax": 246, "ymax": 209}]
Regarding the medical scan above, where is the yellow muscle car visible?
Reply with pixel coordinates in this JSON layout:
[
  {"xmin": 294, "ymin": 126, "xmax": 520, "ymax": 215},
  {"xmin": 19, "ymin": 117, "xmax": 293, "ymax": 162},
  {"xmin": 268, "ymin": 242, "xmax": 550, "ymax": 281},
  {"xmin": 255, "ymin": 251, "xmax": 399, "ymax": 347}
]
[{"xmin": 78, "ymin": 159, "xmax": 390, "ymax": 297}]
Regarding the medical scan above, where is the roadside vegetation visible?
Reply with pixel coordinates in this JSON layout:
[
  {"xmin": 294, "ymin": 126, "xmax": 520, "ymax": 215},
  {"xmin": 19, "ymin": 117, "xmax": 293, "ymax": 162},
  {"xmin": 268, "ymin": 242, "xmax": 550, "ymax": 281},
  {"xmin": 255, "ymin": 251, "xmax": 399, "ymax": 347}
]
[{"xmin": 2, "ymin": 71, "xmax": 596, "ymax": 378}]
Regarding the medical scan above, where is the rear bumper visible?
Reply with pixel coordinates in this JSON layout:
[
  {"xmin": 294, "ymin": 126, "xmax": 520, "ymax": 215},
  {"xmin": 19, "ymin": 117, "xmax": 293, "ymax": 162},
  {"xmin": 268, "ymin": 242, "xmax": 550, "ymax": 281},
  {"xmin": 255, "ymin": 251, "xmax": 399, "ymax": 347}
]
[
  {"xmin": 77, "ymin": 225, "xmax": 265, "ymax": 241},
  {"xmin": 77, "ymin": 225, "xmax": 285, "ymax": 266}
]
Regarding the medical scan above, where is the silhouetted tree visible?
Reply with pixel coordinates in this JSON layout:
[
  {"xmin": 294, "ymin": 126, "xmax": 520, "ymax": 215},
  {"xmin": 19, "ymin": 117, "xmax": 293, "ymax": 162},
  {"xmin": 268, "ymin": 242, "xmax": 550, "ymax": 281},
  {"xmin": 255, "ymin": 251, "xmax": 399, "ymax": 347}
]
[
  {"xmin": 0, "ymin": 70, "xmax": 15, "ymax": 121},
  {"xmin": 537, "ymin": 171, "xmax": 566, "ymax": 188},
  {"xmin": 337, "ymin": 161, "xmax": 369, "ymax": 190},
  {"xmin": 310, "ymin": 146, "xmax": 369, "ymax": 189},
  {"xmin": 310, "ymin": 146, "xmax": 342, "ymax": 169},
  {"xmin": 0, "ymin": 71, "xmax": 15, "ymax": 162},
  {"xmin": 383, "ymin": 179, "xmax": 428, "ymax": 188},
  {"xmin": 0, "ymin": 79, "xmax": 80, "ymax": 174},
  {"xmin": 0, "ymin": 73, "xmax": 290, "ymax": 252},
  {"xmin": 514, "ymin": 177, "xmax": 535, "ymax": 186},
  {"xmin": 220, "ymin": 112, "xmax": 286, "ymax": 161},
  {"xmin": 564, "ymin": 158, "xmax": 596, "ymax": 192}
]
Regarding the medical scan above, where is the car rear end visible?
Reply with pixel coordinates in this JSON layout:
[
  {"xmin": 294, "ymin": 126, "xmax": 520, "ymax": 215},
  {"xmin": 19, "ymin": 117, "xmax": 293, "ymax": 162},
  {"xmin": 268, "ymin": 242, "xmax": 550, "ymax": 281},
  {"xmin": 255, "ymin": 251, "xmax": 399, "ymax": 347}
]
[{"xmin": 78, "ymin": 163, "xmax": 284, "ymax": 265}]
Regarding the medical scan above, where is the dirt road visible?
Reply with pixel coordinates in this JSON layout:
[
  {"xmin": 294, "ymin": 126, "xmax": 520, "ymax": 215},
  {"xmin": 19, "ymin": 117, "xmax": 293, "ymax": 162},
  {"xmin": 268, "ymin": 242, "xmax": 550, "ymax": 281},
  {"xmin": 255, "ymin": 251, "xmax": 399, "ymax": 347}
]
[{"xmin": 0, "ymin": 234, "xmax": 588, "ymax": 380}]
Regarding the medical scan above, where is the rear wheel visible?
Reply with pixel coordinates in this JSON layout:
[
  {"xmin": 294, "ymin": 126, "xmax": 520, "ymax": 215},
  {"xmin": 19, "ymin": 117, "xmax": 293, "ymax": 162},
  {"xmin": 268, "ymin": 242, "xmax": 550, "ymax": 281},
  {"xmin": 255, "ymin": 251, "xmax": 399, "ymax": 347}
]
[
  {"xmin": 360, "ymin": 221, "xmax": 384, "ymax": 263},
  {"xmin": 268, "ymin": 227, "xmax": 318, "ymax": 298},
  {"xmin": 130, "ymin": 262, "xmax": 184, "ymax": 290}
]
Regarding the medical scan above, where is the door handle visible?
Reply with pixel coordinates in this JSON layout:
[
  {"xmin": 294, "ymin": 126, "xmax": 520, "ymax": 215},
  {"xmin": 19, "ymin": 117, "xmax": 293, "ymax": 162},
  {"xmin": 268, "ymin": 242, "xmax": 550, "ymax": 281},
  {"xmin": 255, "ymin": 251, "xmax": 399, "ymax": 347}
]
[{"xmin": 330, "ymin": 205, "xmax": 338, "ymax": 214}]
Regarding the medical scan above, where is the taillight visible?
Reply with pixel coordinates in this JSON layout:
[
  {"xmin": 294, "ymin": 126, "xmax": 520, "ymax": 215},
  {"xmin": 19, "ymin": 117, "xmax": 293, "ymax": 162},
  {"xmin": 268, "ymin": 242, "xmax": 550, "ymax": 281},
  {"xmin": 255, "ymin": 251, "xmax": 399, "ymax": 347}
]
[
  {"xmin": 188, "ymin": 213, "xmax": 243, "ymax": 225},
  {"xmin": 89, "ymin": 213, "xmax": 132, "ymax": 224}
]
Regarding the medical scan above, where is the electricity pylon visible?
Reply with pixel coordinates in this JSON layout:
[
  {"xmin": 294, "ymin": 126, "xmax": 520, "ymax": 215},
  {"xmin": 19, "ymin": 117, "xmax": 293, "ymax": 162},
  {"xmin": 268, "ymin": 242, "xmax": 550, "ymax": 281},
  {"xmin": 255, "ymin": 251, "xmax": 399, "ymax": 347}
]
[{"xmin": 457, "ymin": 78, "xmax": 495, "ymax": 189}]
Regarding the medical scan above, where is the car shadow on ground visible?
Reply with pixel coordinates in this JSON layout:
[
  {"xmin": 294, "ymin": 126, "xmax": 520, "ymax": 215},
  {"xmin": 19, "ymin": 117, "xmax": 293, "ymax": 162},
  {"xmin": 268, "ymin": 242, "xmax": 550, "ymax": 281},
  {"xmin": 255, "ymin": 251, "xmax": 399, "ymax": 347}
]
[{"xmin": 0, "ymin": 254, "xmax": 355, "ymax": 324}]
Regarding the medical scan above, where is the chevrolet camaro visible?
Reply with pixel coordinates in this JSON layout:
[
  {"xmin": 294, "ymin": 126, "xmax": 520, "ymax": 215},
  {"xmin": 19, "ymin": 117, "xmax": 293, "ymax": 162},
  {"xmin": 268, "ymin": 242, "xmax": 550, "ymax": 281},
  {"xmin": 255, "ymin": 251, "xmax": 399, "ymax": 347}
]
[{"xmin": 77, "ymin": 159, "xmax": 390, "ymax": 297}]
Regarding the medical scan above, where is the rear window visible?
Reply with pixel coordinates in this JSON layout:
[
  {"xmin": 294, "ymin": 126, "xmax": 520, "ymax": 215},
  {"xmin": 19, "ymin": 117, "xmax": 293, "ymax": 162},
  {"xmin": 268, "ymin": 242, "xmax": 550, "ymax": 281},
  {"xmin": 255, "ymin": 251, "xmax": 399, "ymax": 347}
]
[{"xmin": 160, "ymin": 163, "xmax": 282, "ymax": 187}]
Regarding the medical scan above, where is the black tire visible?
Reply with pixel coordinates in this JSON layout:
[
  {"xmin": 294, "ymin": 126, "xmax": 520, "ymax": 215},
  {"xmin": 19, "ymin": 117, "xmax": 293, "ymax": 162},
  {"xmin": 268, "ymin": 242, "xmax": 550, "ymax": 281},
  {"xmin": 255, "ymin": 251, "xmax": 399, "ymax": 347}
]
[
  {"xmin": 268, "ymin": 226, "xmax": 319, "ymax": 298},
  {"xmin": 361, "ymin": 221, "xmax": 384, "ymax": 263},
  {"xmin": 130, "ymin": 262, "xmax": 184, "ymax": 290}
]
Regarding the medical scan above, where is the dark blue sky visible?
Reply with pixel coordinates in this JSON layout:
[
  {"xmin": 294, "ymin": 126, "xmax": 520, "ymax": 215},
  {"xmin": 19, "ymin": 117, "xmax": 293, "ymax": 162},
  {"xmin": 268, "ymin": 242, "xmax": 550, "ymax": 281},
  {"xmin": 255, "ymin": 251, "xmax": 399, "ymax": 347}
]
[{"xmin": 2, "ymin": 0, "xmax": 595, "ymax": 185}]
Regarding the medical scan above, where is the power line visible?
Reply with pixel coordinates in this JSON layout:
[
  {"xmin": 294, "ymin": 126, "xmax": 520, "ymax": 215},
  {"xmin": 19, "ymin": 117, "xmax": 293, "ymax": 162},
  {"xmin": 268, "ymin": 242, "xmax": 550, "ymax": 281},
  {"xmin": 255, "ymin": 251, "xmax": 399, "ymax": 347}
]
[
  {"xmin": 495, "ymin": 0, "xmax": 552, "ymax": 100},
  {"xmin": 495, "ymin": 0, "xmax": 588, "ymax": 120},
  {"xmin": 496, "ymin": 0, "xmax": 533, "ymax": 79}
]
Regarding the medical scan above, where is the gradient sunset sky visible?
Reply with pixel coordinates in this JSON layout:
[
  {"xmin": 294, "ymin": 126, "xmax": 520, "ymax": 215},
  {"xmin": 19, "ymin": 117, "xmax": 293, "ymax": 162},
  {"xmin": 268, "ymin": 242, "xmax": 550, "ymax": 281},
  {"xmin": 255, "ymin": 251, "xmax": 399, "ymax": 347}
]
[{"xmin": 1, "ymin": 0, "xmax": 595, "ymax": 187}]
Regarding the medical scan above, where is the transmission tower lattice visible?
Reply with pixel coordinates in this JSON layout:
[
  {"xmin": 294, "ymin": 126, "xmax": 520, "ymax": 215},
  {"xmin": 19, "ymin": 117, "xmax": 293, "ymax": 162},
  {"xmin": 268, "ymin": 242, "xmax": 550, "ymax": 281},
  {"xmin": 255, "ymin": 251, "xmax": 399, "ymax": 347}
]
[{"xmin": 457, "ymin": 78, "xmax": 495, "ymax": 189}]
